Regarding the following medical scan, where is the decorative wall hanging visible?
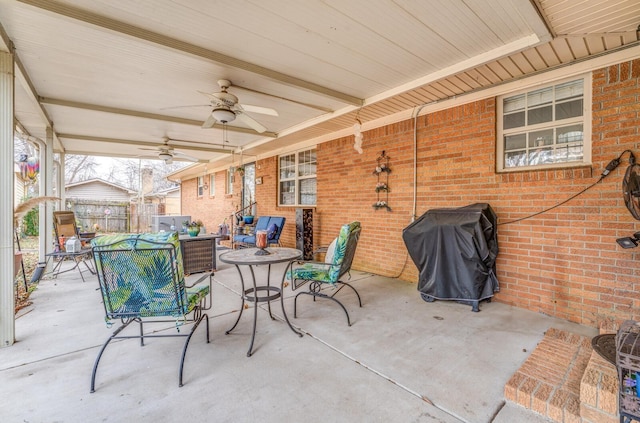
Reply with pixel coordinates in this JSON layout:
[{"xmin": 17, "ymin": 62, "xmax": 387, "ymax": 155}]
[
  {"xmin": 353, "ymin": 118, "xmax": 363, "ymax": 154},
  {"xmin": 19, "ymin": 154, "xmax": 39, "ymax": 184},
  {"xmin": 372, "ymin": 151, "xmax": 391, "ymax": 211}
]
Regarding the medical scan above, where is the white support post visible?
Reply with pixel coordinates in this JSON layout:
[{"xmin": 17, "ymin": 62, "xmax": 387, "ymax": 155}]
[
  {"xmin": 0, "ymin": 49, "xmax": 16, "ymax": 347},
  {"xmin": 41, "ymin": 128, "xmax": 54, "ymax": 260}
]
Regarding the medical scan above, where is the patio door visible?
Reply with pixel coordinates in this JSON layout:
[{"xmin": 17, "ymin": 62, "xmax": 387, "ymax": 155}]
[{"xmin": 242, "ymin": 163, "xmax": 255, "ymax": 215}]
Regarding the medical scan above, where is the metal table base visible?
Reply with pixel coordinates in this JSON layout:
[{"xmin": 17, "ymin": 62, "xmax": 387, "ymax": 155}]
[{"xmin": 219, "ymin": 247, "xmax": 303, "ymax": 357}]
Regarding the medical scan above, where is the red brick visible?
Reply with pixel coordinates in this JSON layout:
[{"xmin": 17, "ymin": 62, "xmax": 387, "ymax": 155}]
[
  {"xmin": 532, "ymin": 382, "xmax": 553, "ymax": 415},
  {"xmin": 178, "ymin": 60, "xmax": 640, "ymax": 327}
]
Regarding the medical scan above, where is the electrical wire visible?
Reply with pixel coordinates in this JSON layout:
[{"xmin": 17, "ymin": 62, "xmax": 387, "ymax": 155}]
[
  {"xmin": 499, "ymin": 150, "xmax": 635, "ymax": 226},
  {"xmin": 498, "ymin": 179, "xmax": 601, "ymax": 225}
]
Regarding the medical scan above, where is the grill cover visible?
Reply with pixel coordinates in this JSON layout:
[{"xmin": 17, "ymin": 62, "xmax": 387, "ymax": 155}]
[{"xmin": 402, "ymin": 203, "xmax": 499, "ymax": 309}]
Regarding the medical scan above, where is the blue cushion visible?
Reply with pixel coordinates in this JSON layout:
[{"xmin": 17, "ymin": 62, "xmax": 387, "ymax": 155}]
[
  {"xmin": 233, "ymin": 234, "xmax": 256, "ymax": 244},
  {"xmin": 255, "ymin": 216, "xmax": 271, "ymax": 231},
  {"xmin": 267, "ymin": 223, "xmax": 278, "ymax": 240}
]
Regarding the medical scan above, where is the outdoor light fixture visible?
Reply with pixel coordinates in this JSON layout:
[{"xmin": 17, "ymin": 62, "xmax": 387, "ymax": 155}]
[
  {"xmin": 158, "ymin": 152, "xmax": 172, "ymax": 162},
  {"xmin": 616, "ymin": 232, "xmax": 640, "ymax": 248},
  {"xmin": 211, "ymin": 107, "xmax": 236, "ymax": 123}
]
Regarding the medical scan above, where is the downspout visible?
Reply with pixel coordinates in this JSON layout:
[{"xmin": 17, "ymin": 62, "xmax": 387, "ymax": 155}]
[
  {"xmin": 411, "ymin": 103, "xmax": 430, "ymax": 222},
  {"xmin": 411, "ymin": 99, "xmax": 450, "ymax": 222}
]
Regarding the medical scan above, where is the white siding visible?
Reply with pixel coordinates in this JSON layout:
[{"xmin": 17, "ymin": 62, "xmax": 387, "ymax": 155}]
[
  {"xmin": 14, "ymin": 173, "xmax": 25, "ymax": 207},
  {"xmin": 66, "ymin": 181, "xmax": 131, "ymax": 202}
]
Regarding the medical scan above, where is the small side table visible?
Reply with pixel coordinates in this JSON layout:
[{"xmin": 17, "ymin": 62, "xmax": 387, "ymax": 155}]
[
  {"xmin": 219, "ymin": 247, "xmax": 303, "ymax": 356},
  {"xmin": 179, "ymin": 234, "xmax": 223, "ymax": 274}
]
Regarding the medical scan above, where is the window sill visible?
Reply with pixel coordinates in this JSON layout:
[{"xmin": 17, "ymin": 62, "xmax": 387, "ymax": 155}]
[{"xmin": 497, "ymin": 162, "xmax": 592, "ymax": 175}]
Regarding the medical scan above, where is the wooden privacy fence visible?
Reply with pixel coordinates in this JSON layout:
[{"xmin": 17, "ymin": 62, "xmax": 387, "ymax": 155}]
[{"xmin": 68, "ymin": 200, "xmax": 130, "ymax": 233}]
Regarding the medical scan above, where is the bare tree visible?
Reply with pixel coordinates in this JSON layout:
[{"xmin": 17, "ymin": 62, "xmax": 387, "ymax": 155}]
[
  {"xmin": 105, "ymin": 158, "xmax": 185, "ymax": 191},
  {"xmin": 13, "ymin": 136, "xmax": 33, "ymax": 162},
  {"xmin": 64, "ymin": 155, "xmax": 99, "ymax": 184},
  {"xmin": 108, "ymin": 158, "xmax": 140, "ymax": 190}
]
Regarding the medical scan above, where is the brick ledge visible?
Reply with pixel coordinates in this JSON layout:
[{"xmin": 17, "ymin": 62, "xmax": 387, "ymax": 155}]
[{"xmin": 504, "ymin": 327, "xmax": 592, "ymax": 423}]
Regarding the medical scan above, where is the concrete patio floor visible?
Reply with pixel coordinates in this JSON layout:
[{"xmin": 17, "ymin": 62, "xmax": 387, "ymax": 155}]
[{"xmin": 0, "ymin": 250, "xmax": 597, "ymax": 423}]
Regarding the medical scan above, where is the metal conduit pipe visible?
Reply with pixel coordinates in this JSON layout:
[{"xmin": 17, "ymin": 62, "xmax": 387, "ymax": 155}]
[{"xmin": 411, "ymin": 102, "xmax": 436, "ymax": 222}]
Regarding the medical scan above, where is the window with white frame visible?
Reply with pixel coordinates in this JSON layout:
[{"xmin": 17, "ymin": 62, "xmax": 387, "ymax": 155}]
[
  {"xmin": 209, "ymin": 174, "xmax": 215, "ymax": 196},
  {"xmin": 497, "ymin": 75, "xmax": 591, "ymax": 172},
  {"xmin": 197, "ymin": 176, "xmax": 205, "ymax": 197},
  {"xmin": 279, "ymin": 148, "xmax": 316, "ymax": 206},
  {"xmin": 226, "ymin": 168, "xmax": 234, "ymax": 195}
]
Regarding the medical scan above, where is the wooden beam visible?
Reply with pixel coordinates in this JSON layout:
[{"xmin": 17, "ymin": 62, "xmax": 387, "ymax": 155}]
[{"xmin": 39, "ymin": 97, "xmax": 278, "ymax": 138}]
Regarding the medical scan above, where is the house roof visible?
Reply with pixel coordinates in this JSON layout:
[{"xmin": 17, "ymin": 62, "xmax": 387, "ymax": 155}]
[
  {"xmin": 139, "ymin": 186, "xmax": 180, "ymax": 199},
  {"xmin": 65, "ymin": 178, "xmax": 136, "ymax": 195},
  {"xmin": 2, "ymin": 1, "xmax": 639, "ymax": 175}
]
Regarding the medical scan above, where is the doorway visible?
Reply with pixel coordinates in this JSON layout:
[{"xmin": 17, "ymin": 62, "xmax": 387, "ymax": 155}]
[{"xmin": 242, "ymin": 163, "xmax": 255, "ymax": 215}]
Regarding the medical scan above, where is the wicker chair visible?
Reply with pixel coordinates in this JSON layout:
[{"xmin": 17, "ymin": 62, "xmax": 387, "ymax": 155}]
[
  {"xmin": 289, "ymin": 221, "xmax": 362, "ymax": 326},
  {"xmin": 90, "ymin": 232, "xmax": 211, "ymax": 392}
]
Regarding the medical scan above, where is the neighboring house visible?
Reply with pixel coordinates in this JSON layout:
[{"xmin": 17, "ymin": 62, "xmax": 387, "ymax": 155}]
[
  {"xmin": 66, "ymin": 178, "xmax": 134, "ymax": 202},
  {"xmin": 128, "ymin": 168, "xmax": 182, "ymax": 231},
  {"xmin": 128, "ymin": 186, "xmax": 182, "ymax": 233},
  {"xmin": 65, "ymin": 179, "xmax": 135, "ymax": 233},
  {"xmin": 131, "ymin": 186, "xmax": 181, "ymax": 216},
  {"xmin": 14, "ymin": 163, "xmax": 26, "ymax": 206},
  {"xmin": 154, "ymin": 186, "xmax": 181, "ymax": 216}
]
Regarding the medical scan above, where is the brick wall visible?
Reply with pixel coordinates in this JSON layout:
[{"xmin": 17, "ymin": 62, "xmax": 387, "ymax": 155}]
[
  {"xmin": 182, "ymin": 59, "xmax": 640, "ymax": 328},
  {"xmin": 181, "ymin": 172, "xmax": 236, "ymax": 234}
]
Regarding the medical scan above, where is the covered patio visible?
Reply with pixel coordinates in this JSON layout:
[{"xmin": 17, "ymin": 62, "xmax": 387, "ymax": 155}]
[
  {"xmin": 2, "ymin": 2, "xmax": 640, "ymax": 421},
  {"xmin": 0, "ymin": 255, "xmax": 595, "ymax": 422}
]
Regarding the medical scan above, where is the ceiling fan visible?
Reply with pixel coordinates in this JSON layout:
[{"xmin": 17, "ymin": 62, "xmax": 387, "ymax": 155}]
[
  {"xmin": 138, "ymin": 138, "xmax": 203, "ymax": 164},
  {"xmin": 200, "ymin": 79, "xmax": 278, "ymax": 133}
]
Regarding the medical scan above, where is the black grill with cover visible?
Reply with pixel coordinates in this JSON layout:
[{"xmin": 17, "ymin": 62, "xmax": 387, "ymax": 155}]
[{"xmin": 402, "ymin": 203, "xmax": 499, "ymax": 312}]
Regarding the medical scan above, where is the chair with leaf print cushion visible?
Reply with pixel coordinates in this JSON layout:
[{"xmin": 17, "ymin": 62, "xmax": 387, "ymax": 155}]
[
  {"xmin": 289, "ymin": 221, "xmax": 362, "ymax": 326},
  {"xmin": 89, "ymin": 231, "xmax": 212, "ymax": 392}
]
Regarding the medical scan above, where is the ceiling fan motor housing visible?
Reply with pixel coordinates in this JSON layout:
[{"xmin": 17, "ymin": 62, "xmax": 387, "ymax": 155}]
[{"xmin": 215, "ymin": 91, "xmax": 238, "ymax": 107}]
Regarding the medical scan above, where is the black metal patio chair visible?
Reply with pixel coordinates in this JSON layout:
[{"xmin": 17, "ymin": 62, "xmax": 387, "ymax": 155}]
[
  {"xmin": 90, "ymin": 232, "xmax": 212, "ymax": 392},
  {"xmin": 289, "ymin": 221, "xmax": 362, "ymax": 326}
]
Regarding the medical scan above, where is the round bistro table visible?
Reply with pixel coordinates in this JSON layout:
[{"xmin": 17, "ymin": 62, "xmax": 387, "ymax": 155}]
[{"xmin": 219, "ymin": 247, "xmax": 303, "ymax": 356}]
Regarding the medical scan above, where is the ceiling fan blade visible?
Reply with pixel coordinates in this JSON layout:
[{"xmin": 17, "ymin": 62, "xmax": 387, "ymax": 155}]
[
  {"xmin": 198, "ymin": 90, "xmax": 219, "ymax": 100},
  {"xmin": 233, "ymin": 84, "xmax": 333, "ymax": 113},
  {"xmin": 235, "ymin": 111, "xmax": 267, "ymax": 133},
  {"xmin": 238, "ymin": 103, "xmax": 278, "ymax": 116},
  {"xmin": 138, "ymin": 146, "xmax": 173, "ymax": 151},
  {"xmin": 160, "ymin": 104, "xmax": 209, "ymax": 110},
  {"xmin": 202, "ymin": 114, "xmax": 217, "ymax": 129},
  {"xmin": 172, "ymin": 150, "xmax": 200, "ymax": 162},
  {"xmin": 200, "ymin": 147, "xmax": 234, "ymax": 154}
]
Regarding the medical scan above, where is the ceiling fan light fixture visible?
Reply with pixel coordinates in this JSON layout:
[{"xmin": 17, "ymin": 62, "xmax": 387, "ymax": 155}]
[
  {"xmin": 158, "ymin": 151, "xmax": 173, "ymax": 161},
  {"xmin": 212, "ymin": 107, "xmax": 236, "ymax": 123}
]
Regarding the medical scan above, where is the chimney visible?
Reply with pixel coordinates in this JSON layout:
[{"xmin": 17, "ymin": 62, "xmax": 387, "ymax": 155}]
[{"xmin": 142, "ymin": 167, "xmax": 154, "ymax": 196}]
